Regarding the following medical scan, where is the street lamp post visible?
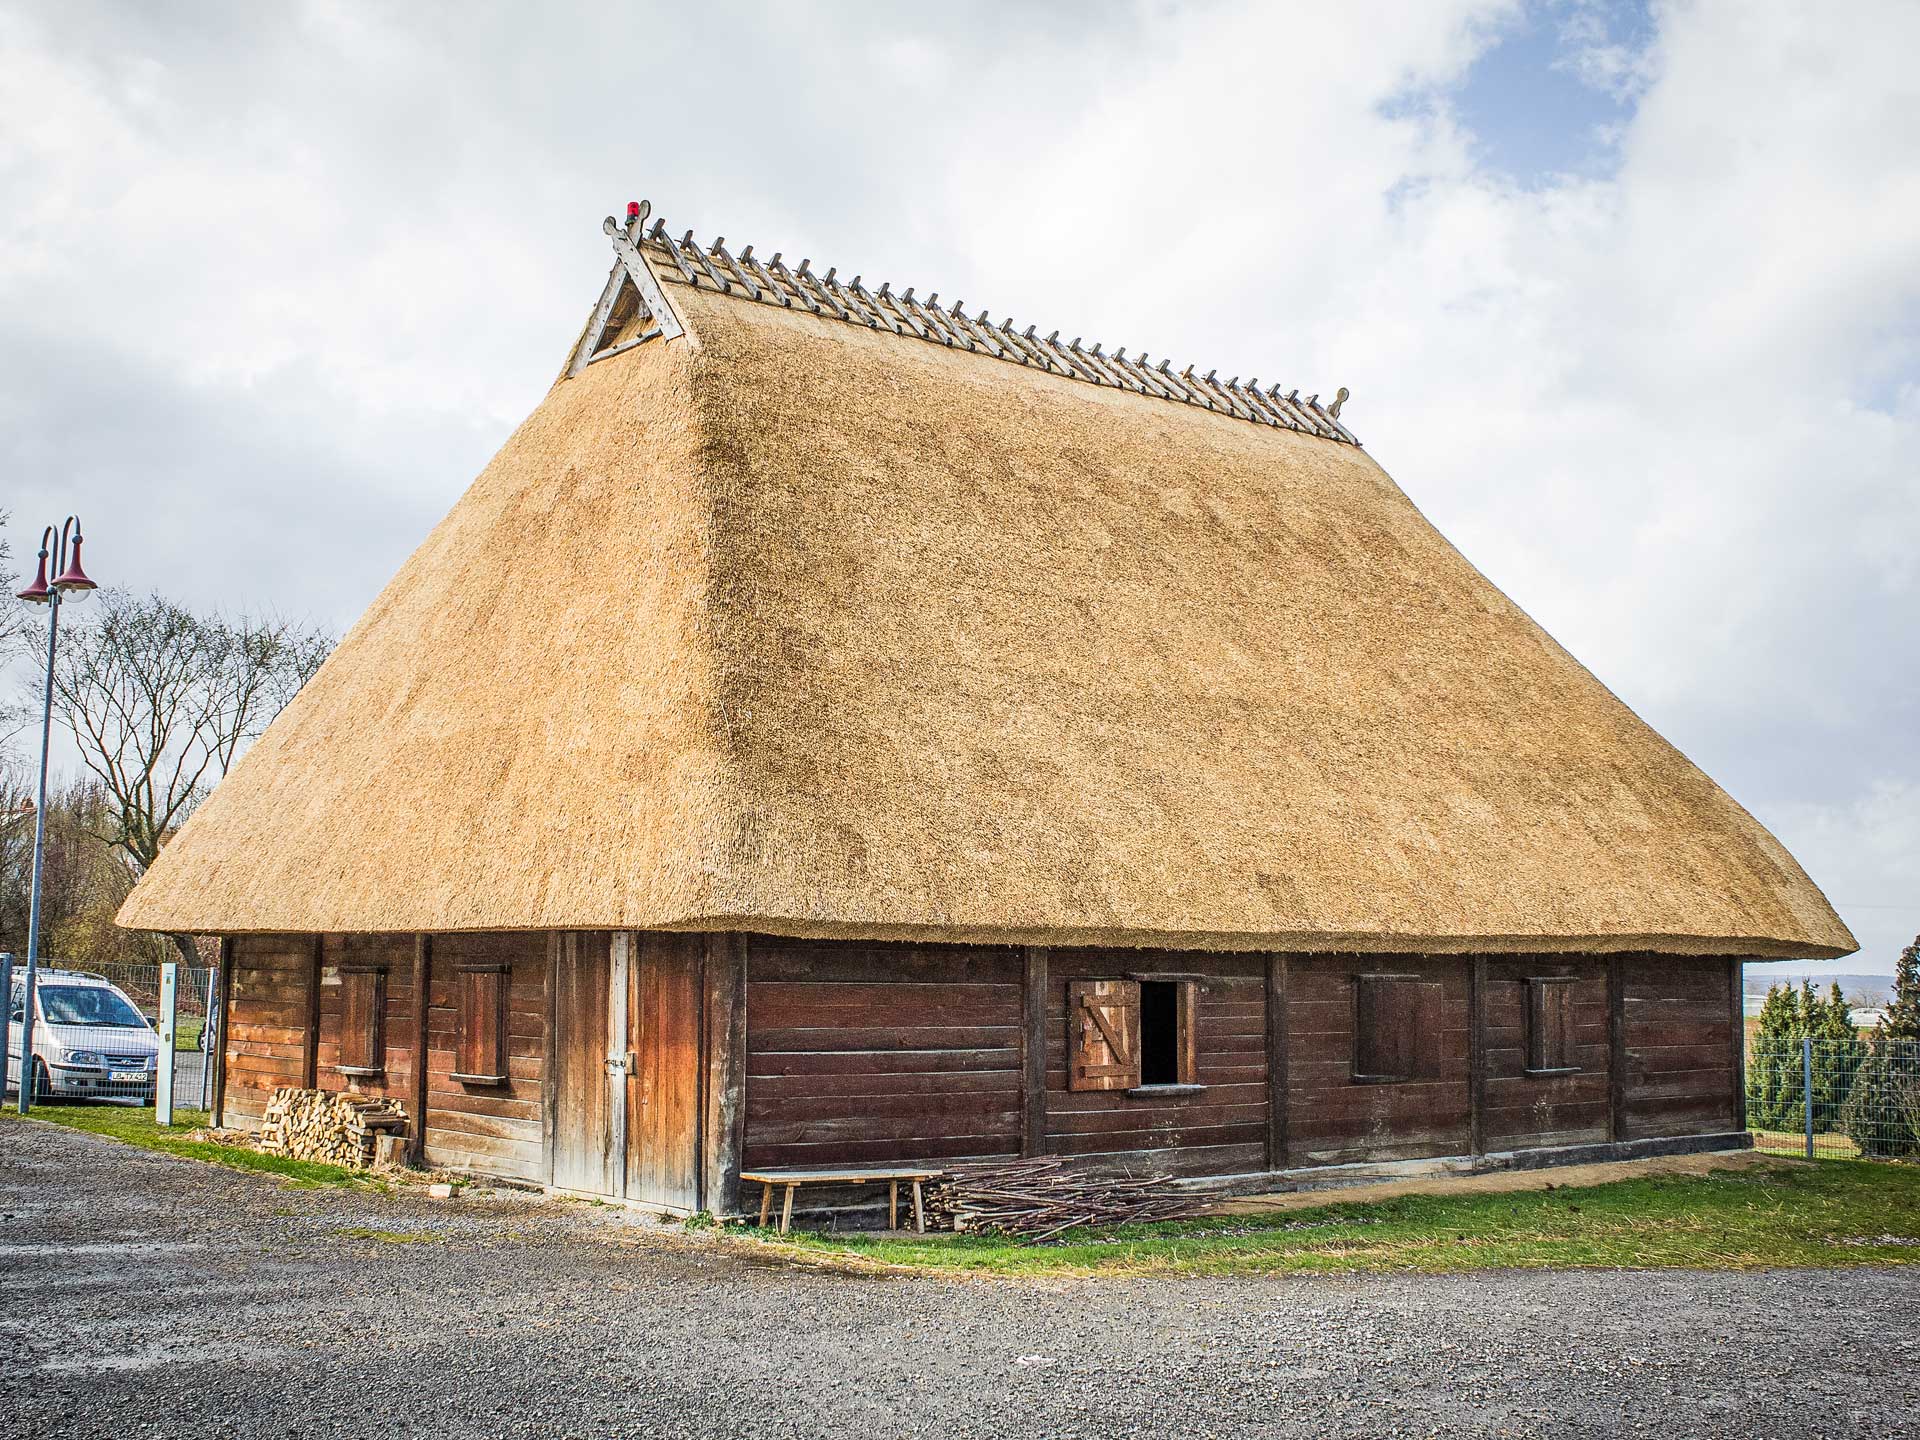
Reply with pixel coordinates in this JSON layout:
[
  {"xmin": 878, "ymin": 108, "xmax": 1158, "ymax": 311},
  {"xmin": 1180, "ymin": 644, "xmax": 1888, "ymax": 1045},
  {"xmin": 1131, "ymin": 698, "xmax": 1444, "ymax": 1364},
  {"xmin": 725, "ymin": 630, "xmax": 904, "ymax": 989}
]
[{"xmin": 13, "ymin": 517, "xmax": 96, "ymax": 1114}]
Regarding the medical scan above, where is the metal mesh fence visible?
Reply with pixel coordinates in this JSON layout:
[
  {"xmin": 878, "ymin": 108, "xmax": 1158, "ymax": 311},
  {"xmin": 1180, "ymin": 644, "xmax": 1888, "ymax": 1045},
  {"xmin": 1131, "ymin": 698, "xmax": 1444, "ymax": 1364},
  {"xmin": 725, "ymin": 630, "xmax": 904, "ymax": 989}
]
[
  {"xmin": 85, "ymin": 962, "xmax": 215, "ymax": 1052},
  {"xmin": 1748, "ymin": 1037, "xmax": 1920, "ymax": 1160},
  {"xmin": 7, "ymin": 960, "xmax": 217, "ymax": 1108}
]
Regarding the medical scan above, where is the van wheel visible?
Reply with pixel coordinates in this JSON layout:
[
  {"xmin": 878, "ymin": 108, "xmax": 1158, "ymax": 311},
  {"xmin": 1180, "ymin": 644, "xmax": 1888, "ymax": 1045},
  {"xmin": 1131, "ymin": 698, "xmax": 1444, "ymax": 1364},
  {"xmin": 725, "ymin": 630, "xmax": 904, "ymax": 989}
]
[{"xmin": 30, "ymin": 1059, "xmax": 52, "ymax": 1101}]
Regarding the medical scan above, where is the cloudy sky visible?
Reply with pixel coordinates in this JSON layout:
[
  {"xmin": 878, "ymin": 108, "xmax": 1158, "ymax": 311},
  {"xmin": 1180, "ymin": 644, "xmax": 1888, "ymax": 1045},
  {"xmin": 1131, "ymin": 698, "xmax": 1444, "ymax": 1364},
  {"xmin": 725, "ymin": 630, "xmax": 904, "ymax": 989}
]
[{"xmin": 2, "ymin": 0, "xmax": 1914, "ymax": 975}]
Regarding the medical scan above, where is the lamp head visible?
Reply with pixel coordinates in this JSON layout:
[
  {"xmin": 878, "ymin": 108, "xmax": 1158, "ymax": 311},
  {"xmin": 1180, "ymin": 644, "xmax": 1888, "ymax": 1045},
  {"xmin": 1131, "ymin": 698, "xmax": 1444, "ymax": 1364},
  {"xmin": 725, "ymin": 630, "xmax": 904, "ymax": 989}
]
[
  {"xmin": 15, "ymin": 548, "xmax": 51, "ymax": 605},
  {"xmin": 52, "ymin": 528, "xmax": 96, "ymax": 601}
]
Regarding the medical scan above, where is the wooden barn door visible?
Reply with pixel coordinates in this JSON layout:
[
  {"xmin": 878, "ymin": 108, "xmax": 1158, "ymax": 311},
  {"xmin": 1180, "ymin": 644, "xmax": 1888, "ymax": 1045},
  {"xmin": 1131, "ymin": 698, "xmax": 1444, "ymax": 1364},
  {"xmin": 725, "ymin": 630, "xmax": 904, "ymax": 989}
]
[
  {"xmin": 549, "ymin": 932, "xmax": 619, "ymax": 1196},
  {"xmin": 626, "ymin": 933, "xmax": 703, "ymax": 1212}
]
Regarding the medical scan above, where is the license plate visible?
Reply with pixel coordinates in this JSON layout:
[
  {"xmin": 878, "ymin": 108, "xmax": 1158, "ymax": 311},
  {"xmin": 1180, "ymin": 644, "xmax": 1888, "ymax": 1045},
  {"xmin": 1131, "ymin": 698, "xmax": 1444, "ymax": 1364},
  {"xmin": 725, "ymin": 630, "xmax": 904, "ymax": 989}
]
[{"xmin": 109, "ymin": 1069, "xmax": 145, "ymax": 1082}]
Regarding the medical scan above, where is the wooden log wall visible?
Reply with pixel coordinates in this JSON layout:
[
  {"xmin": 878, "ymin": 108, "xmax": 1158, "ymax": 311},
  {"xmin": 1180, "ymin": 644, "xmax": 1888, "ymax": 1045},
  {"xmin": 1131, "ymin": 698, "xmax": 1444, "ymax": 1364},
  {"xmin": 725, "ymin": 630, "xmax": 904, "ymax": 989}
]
[
  {"xmin": 1285, "ymin": 955, "xmax": 1473, "ymax": 1167},
  {"xmin": 422, "ymin": 932, "xmax": 548, "ymax": 1178},
  {"xmin": 742, "ymin": 937, "xmax": 1024, "ymax": 1169},
  {"xmin": 1044, "ymin": 948, "xmax": 1269, "ymax": 1176},
  {"xmin": 242, "ymin": 930, "xmax": 546, "ymax": 1181},
  {"xmin": 221, "ymin": 935, "xmax": 315, "ymax": 1126},
  {"xmin": 315, "ymin": 933, "xmax": 416, "ymax": 1098},
  {"xmin": 222, "ymin": 932, "xmax": 1749, "ymax": 1199},
  {"xmin": 1618, "ymin": 955, "xmax": 1740, "ymax": 1139},
  {"xmin": 1479, "ymin": 957, "xmax": 1611, "ymax": 1150}
]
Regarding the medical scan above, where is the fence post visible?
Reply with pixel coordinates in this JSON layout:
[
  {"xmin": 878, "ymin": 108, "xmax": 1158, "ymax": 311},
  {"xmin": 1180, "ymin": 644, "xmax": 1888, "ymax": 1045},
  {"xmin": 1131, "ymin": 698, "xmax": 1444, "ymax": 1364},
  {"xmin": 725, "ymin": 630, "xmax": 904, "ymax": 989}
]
[
  {"xmin": 1, "ymin": 953, "xmax": 12, "ymax": 1098},
  {"xmin": 1803, "ymin": 1035, "xmax": 1814, "ymax": 1160},
  {"xmin": 156, "ymin": 961, "xmax": 178, "ymax": 1126}
]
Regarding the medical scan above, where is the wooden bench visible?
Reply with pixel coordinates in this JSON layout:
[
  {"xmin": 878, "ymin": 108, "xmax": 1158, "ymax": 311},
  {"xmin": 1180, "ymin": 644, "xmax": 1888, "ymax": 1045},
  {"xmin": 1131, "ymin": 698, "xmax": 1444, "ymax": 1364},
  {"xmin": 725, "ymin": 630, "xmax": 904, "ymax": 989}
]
[{"xmin": 741, "ymin": 1165, "xmax": 941, "ymax": 1234}]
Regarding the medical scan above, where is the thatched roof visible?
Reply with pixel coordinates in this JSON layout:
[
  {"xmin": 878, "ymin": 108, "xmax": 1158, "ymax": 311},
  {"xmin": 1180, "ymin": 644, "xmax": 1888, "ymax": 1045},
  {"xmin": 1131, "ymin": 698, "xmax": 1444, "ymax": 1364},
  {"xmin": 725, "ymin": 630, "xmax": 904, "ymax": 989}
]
[{"xmin": 119, "ymin": 205, "xmax": 1854, "ymax": 959}]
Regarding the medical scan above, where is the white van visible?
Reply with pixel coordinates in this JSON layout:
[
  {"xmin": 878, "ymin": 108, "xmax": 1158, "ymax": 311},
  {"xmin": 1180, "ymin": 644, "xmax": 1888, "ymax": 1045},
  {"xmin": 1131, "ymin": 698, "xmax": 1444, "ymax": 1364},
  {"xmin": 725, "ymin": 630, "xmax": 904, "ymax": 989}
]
[{"xmin": 6, "ymin": 967, "xmax": 162, "ymax": 1104}]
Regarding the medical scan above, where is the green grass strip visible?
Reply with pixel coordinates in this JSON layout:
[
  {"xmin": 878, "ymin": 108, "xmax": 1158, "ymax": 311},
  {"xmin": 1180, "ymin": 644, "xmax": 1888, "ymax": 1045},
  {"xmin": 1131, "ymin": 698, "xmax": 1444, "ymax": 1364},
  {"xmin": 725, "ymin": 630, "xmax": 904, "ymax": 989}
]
[
  {"xmin": 758, "ymin": 1161, "xmax": 1920, "ymax": 1277},
  {"xmin": 2, "ymin": 1103, "xmax": 368, "ymax": 1188}
]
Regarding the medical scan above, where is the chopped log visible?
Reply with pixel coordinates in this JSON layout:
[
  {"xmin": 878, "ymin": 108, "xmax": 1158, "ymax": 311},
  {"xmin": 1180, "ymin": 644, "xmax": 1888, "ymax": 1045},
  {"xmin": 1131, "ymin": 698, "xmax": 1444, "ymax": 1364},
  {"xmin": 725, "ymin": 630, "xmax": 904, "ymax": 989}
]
[{"xmin": 257, "ymin": 1086, "xmax": 413, "ymax": 1169}]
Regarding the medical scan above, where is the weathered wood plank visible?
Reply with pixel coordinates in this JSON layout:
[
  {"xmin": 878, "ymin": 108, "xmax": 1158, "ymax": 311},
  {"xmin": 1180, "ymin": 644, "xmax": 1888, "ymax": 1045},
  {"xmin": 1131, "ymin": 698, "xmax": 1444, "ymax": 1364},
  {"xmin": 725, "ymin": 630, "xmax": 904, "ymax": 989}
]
[
  {"xmin": 1468, "ymin": 955, "xmax": 1487, "ymax": 1155},
  {"xmin": 1023, "ymin": 946, "xmax": 1048, "ymax": 1158},
  {"xmin": 1608, "ymin": 955, "xmax": 1627, "ymax": 1142},
  {"xmin": 744, "ymin": 1135, "xmax": 1020, "ymax": 1168},
  {"xmin": 749, "ymin": 1069, "xmax": 1022, "ymax": 1101},
  {"xmin": 748, "ymin": 941, "xmax": 1022, "ymax": 985},
  {"xmin": 1266, "ymin": 953, "xmax": 1288, "ymax": 1170},
  {"xmin": 750, "ymin": 1047, "xmax": 1021, "ymax": 1077},
  {"xmin": 301, "ymin": 934, "xmax": 323, "ymax": 1090},
  {"xmin": 703, "ymin": 932, "xmax": 748, "ymax": 1217}
]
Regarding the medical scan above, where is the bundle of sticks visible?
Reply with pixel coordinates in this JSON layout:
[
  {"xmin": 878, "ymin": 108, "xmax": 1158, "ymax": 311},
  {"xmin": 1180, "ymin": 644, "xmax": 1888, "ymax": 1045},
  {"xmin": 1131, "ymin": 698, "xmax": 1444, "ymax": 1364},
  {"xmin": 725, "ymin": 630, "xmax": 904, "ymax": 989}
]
[{"xmin": 924, "ymin": 1156, "xmax": 1199, "ymax": 1242}]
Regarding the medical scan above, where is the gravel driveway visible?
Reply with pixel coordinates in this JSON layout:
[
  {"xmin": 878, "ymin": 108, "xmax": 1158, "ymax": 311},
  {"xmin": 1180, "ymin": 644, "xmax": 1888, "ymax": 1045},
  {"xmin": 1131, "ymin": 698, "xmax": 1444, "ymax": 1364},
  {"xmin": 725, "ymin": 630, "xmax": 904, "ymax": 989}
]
[{"xmin": 1, "ymin": 1121, "xmax": 1915, "ymax": 1439}]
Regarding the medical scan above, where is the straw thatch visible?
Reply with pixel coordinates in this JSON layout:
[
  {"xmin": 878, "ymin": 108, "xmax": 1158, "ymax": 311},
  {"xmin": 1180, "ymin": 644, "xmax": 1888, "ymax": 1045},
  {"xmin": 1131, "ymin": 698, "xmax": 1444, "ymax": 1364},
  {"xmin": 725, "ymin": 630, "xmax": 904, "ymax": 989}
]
[{"xmin": 119, "ymin": 220, "xmax": 1854, "ymax": 959}]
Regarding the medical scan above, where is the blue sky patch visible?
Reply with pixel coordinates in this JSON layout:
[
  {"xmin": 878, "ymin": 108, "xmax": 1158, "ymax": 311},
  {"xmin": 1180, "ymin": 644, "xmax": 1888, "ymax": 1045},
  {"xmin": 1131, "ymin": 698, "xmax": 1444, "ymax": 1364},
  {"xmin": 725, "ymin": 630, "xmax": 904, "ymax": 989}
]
[{"xmin": 1447, "ymin": 0, "xmax": 1654, "ymax": 184}]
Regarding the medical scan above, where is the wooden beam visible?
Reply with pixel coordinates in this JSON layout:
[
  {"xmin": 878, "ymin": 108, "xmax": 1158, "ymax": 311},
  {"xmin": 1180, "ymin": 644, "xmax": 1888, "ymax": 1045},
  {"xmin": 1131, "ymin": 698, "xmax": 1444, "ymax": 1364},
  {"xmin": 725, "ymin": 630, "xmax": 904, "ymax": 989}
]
[
  {"xmin": 1608, "ymin": 955, "xmax": 1628, "ymax": 1144},
  {"xmin": 608, "ymin": 932, "xmax": 632, "ymax": 1202},
  {"xmin": 409, "ymin": 934, "xmax": 431, "ymax": 1166},
  {"xmin": 210, "ymin": 936, "xmax": 234, "ymax": 1129},
  {"xmin": 301, "ymin": 934, "xmax": 324, "ymax": 1090},
  {"xmin": 1022, "ymin": 946, "xmax": 1049, "ymax": 1158},
  {"xmin": 701, "ymin": 932, "xmax": 748, "ymax": 1217},
  {"xmin": 1265, "ymin": 953, "xmax": 1289, "ymax": 1170},
  {"xmin": 542, "ymin": 933, "xmax": 560, "ymax": 1187},
  {"xmin": 603, "ymin": 214, "xmax": 686, "ymax": 341},
  {"xmin": 1730, "ymin": 956, "xmax": 1748, "ymax": 1133},
  {"xmin": 1468, "ymin": 956, "xmax": 1488, "ymax": 1156}
]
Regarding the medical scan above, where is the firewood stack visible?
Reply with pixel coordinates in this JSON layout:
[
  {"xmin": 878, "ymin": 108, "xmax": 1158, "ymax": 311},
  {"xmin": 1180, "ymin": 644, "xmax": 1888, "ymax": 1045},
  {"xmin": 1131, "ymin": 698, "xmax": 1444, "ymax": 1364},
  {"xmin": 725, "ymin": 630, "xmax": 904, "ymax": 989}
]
[
  {"xmin": 258, "ymin": 1087, "xmax": 410, "ymax": 1169},
  {"xmin": 922, "ymin": 1156, "xmax": 1199, "ymax": 1242}
]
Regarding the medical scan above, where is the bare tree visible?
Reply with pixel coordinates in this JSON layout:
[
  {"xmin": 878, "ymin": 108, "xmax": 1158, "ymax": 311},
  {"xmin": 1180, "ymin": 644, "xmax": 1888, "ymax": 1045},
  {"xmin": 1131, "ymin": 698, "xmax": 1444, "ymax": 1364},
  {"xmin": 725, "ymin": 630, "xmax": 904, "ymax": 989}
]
[
  {"xmin": 1, "ymin": 515, "xmax": 39, "ymax": 916},
  {"xmin": 0, "ymin": 774, "xmax": 168, "ymax": 965},
  {"xmin": 1, "ymin": 511, "xmax": 35, "ymax": 750},
  {"xmin": 20, "ymin": 590, "xmax": 333, "ymax": 964}
]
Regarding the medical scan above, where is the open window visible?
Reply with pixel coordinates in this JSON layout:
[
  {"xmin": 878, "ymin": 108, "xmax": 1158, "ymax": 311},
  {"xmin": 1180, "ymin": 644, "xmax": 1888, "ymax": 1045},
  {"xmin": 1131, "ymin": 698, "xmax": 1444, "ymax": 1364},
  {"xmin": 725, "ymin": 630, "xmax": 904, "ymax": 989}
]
[
  {"xmin": 1137, "ymin": 979, "xmax": 1199, "ymax": 1089},
  {"xmin": 337, "ymin": 965, "xmax": 386, "ymax": 1077},
  {"xmin": 1352, "ymin": 973, "xmax": 1442, "ymax": 1084},
  {"xmin": 452, "ymin": 962, "xmax": 510, "ymax": 1087},
  {"xmin": 1525, "ymin": 975, "xmax": 1580, "ymax": 1076},
  {"xmin": 1068, "ymin": 977, "xmax": 1200, "ymax": 1094}
]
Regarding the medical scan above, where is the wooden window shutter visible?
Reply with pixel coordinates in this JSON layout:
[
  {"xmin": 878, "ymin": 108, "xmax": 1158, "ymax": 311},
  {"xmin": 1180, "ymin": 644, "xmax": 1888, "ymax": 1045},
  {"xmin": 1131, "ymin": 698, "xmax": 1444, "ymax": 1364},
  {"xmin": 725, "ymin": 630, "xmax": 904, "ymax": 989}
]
[
  {"xmin": 1353, "ymin": 974, "xmax": 1442, "ymax": 1084},
  {"xmin": 1176, "ymin": 980, "xmax": 1199, "ymax": 1087},
  {"xmin": 1526, "ymin": 976, "xmax": 1579, "ymax": 1075},
  {"xmin": 1068, "ymin": 979, "xmax": 1141, "ymax": 1091},
  {"xmin": 338, "ymin": 966, "xmax": 386, "ymax": 1076},
  {"xmin": 452, "ymin": 963, "xmax": 510, "ymax": 1086}
]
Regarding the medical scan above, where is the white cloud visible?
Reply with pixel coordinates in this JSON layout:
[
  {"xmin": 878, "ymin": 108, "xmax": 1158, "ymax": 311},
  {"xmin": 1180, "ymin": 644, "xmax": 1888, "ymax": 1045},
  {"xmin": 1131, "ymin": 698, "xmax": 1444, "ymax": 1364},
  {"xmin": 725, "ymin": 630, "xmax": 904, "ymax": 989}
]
[{"xmin": 1, "ymin": 0, "xmax": 1914, "ymax": 968}]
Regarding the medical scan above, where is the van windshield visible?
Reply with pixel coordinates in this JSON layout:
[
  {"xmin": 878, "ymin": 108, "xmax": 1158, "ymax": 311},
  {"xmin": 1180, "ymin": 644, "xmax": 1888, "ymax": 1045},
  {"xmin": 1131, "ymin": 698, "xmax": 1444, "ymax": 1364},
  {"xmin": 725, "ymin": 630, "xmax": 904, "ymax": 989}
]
[{"xmin": 38, "ymin": 985, "xmax": 149, "ymax": 1029}]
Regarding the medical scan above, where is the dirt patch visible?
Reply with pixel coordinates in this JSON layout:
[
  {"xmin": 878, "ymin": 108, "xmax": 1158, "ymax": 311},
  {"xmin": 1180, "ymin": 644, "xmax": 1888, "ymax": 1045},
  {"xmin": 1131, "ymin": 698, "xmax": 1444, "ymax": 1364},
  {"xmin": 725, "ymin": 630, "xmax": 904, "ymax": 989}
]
[{"xmin": 1208, "ymin": 1148, "xmax": 1787, "ymax": 1215}]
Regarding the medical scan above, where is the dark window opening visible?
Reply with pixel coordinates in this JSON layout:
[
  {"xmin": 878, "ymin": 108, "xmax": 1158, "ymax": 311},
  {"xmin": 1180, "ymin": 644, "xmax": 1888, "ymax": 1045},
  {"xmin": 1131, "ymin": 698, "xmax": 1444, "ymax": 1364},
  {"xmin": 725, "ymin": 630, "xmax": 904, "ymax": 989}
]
[{"xmin": 1139, "ymin": 981, "xmax": 1179, "ymax": 1086}]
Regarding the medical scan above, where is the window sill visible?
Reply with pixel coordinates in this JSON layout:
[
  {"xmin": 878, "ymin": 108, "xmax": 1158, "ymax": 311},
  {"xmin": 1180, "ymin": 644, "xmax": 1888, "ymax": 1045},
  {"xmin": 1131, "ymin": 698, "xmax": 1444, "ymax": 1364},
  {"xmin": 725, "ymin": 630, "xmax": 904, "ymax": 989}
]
[
  {"xmin": 1126, "ymin": 1083, "xmax": 1206, "ymax": 1098},
  {"xmin": 1350, "ymin": 1073, "xmax": 1412, "ymax": 1086},
  {"xmin": 1523, "ymin": 1066, "xmax": 1582, "ymax": 1078},
  {"xmin": 336, "ymin": 1065, "xmax": 385, "ymax": 1079},
  {"xmin": 451, "ymin": 1072, "xmax": 509, "ymax": 1087}
]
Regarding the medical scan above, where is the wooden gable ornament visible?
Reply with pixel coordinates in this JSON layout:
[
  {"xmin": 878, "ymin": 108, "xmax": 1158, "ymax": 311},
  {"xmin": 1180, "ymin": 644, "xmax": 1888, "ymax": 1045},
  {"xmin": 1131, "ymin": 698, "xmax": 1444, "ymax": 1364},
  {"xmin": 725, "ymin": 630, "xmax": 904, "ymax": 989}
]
[{"xmin": 568, "ymin": 200, "xmax": 686, "ymax": 376}]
